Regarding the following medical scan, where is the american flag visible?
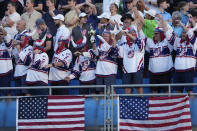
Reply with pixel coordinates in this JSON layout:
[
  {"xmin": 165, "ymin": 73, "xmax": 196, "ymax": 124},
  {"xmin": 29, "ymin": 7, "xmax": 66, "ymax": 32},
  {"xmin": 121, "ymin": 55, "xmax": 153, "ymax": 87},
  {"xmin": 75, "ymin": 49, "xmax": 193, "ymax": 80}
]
[
  {"xmin": 118, "ymin": 96, "xmax": 192, "ymax": 131},
  {"xmin": 17, "ymin": 96, "xmax": 85, "ymax": 131}
]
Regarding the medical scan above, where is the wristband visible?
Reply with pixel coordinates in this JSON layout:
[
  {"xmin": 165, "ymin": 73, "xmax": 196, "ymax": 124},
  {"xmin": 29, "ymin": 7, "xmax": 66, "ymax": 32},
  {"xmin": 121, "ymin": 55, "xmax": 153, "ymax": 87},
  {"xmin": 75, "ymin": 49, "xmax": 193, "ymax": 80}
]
[
  {"xmin": 52, "ymin": 63, "xmax": 55, "ymax": 67},
  {"xmin": 149, "ymin": 1, "xmax": 151, "ymax": 5}
]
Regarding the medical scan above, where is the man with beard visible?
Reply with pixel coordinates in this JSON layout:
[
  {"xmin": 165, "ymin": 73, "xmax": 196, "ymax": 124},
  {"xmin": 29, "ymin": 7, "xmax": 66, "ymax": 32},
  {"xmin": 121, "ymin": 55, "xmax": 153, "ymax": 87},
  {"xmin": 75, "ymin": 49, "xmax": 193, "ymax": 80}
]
[
  {"xmin": 43, "ymin": 0, "xmax": 62, "ymax": 36},
  {"xmin": 53, "ymin": 14, "xmax": 70, "ymax": 52}
]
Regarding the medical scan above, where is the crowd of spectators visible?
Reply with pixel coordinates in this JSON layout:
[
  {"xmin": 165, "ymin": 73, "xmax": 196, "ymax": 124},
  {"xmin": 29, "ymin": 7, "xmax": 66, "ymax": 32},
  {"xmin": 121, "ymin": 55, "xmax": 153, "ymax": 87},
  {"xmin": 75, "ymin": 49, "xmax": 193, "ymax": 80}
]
[{"xmin": 0, "ymin": 0, "xmax": 197, "ymax": 96}]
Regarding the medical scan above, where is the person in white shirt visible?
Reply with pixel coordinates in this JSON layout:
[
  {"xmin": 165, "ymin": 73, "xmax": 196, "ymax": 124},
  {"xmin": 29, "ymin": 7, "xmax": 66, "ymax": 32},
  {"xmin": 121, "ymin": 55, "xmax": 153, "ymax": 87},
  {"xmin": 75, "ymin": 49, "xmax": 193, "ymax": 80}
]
[
  {"xmin": 2, "ymin": 1, "xmax": 21, "ymax": 39},
  {"xmin": 53, "ymin": 14, "xmax": 70, "ymax": 52},
  {"xmin": 103, "ymin": 0, "xmax": 120, "ymax": 13},
  {"xmin": 109, "ymin": 2, "xmax": 122, "ymax": 27}
]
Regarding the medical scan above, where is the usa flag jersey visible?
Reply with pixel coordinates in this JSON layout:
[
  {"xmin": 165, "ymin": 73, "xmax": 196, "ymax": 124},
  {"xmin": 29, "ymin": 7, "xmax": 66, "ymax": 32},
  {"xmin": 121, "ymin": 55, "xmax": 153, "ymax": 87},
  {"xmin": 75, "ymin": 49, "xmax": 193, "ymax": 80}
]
[
  {"xmin": 49, "ymin": 49, "xmax": 72, "ymax": 82},
  {"xmin": 26, "ymin": 52, "xmax": 49, "ymax": 85},
  {"xmin": 69, "ymin": 49, "xmax": 96, "ymax": 82},
  {"xmin": 95, "ymin": 41, "xmax": 118, "ymax": 77},
  {"xmin": 14, "ymin": 45, "xmax": 33, "ymax": 78},
  {"xmin": 0, "ymin": 37, "xmax": 13, "ymax": 76},
  {"xmin": 167, "ymin": 29, "xmax": 197, "ymax": 71},
  {"xmin": 146, "ymin": 37, "xmax": 174, "ymax": 74},
  {"xmin": 118, "ymin": 38, "xmax": 145, "ymax": 73},
  {"xmin": 12, "ymin": 30, "xmax": 28, "ymax": 62}
]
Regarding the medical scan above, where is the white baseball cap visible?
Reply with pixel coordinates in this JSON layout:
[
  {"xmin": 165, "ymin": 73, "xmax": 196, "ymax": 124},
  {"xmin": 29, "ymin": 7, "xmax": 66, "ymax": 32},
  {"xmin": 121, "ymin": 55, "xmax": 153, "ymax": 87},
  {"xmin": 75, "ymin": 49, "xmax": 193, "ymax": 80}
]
[
  {"xmin": 144, "ymin": 9, "xmax": 156, "ymax": 18},
  {"xmin": 79, "ymin": 12, "xmax": 88, "ymax": 18},
  {"xmin": 97, "ymin": 12, "xmax": 110, "ymax": 19},
  {"xmin": 53, "ymin": 14, "xmax": 65, "ymax": 21}
]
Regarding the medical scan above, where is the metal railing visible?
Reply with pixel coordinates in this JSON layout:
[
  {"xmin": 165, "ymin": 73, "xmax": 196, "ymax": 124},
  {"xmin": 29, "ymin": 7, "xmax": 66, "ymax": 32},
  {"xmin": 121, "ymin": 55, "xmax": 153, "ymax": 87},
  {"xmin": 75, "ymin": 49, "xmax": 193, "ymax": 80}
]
[
  {"xmin": 0, "ymin": 85, "xmax": 107, "ymax": 131},
  {"xmin": 1, "ymin": 83, "xmax": 197, "ymax": 131},
  {"xmin": 111, "ymin": 83, "xmax": 197, "ymax": 131}
]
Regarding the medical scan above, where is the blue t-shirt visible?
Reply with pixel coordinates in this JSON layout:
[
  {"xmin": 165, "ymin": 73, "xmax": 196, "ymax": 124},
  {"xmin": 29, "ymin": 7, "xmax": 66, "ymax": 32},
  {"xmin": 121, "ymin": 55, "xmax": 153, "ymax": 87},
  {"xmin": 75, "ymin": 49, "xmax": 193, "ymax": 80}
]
[
  {"xmin": 170, "ymin": 24, "xmax": 183, "ymax": 37},
  {"xmin": 180, "ymin": 12, "xmax": 189, "ymax": 26},
  {"xmin": 87, "ymin": 14, "xmax": 99, "ymax": 30},
  {"xmin": 157, "ymin": 10, "xmax": 172, "ymax": 24}
]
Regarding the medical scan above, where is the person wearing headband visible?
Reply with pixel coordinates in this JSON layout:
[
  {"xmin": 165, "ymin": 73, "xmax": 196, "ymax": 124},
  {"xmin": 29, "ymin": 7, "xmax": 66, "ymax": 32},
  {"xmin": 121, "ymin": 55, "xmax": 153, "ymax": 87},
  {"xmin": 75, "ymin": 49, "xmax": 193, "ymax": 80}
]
[
  {"xmin": 145, "ymin": 15, "xmax": 173, "ymax": 93},
  {"xmin": 45, "ymin": 36, "xmax": 72, "ymax": 95},
  {"xmin": 166, "ymin": 16, "xmax": 197, "ymax": 94},
  {"xmin": 95, "ymin": 30, "xmax": 118, "ymax": 93},
  {"xmin": 114, "ymin": 25, "xmax": 145, "ymax": 94},
  {"xmin": 25, "ymin": 33, "xmax": 49, "ymax": 95},
  {"xmin": 65, "ymin": 33, "xmax": 97, "ymax": 94}
]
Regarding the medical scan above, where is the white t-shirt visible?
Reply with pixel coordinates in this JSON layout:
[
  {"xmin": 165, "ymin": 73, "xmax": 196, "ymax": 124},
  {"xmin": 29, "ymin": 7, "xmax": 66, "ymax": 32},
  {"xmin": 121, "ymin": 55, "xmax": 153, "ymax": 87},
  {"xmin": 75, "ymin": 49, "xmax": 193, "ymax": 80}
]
[
  {"xmin": 103, "ymin": 0, "xmax": 120, "ymax": 13},
  {"xmin": 2, "ymin": 12, "xmax": 21, "ymax": 39},
  {"xmin": 110, "ymin": 14, "xmax": 123, "ymax": 26},
  {"xmin": 54, "ymin": 25, "xmax": 70, "ymax": 52}
]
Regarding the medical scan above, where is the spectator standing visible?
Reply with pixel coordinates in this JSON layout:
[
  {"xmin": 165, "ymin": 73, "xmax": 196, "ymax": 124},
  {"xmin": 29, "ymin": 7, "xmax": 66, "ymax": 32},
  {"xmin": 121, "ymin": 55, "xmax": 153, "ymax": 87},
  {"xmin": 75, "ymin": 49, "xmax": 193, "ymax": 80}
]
[
  {"xmin": 0, "ymin": 27, "xmax": 12, "ymax": 95},
  {"xmin": 95, "ymin": 31, "xmax": 118, "ymax": 92},
  {"xmin": 145, "ymin": 16, "xmax": 173, "ymax": 93},
  {"xmin": 13, "ymin": 21, "xmax": 33, "ymax": 95},
  {"xmin": 34, "ymin": 0, "xmax": 47, "ymax": 13},
  {"xmin": 35, "ymin": 18, "xmax": 53, "ymax": 62},
  {"xmin": 43, "ymin": 0, "xmax": 62, "ymax": 36},
  {"xmin": 12, "ymin": 20, "xmax": 28, "ymax": 66},
  {"xmin": 144, "ymin": 0, "xmax": 160, "ymax": 13},
  {"xmin": 103, "ymin": 0, "xmax": 120, "ymax": 13},
  {"xmin": 53, "ymin": 14, "xmax": 70, "ymax": 52},
  {"xmin": 57, "ymin": 0, "xmax": 68, "ymax": 14},
  {"xmin": 64, "ymin": 0, "xmax": 80, "ymax": 32},
  {"xmin": 167, "ymin": 21, "xmax": 197, "ymax": 94},
  {"xmin": 66, "ymin": 34, "xmax": 97, "ymax": 94},
  {"xmin": 84, "ymin": 2, "xmax": 99, "ymax": 30},
  {"xmin": 143, "ymin": 9, "xmax": 158, "ymax": 39},
  {"xmin": 170, "ymin": 11, "xmax": 184, "ymax": 37},
  {"xmin": 126, "ymin": 0, "xmax": 144, "ymax": 19},
  {"xmin": 26, "ymin": 40, "xmax": 49, "ymax": 95},
  {"xmin": 95, "ymin": 12, "xmax": 114, "ymax": 45},
  {"xmin": 45, "ymin": 36, "xmax": 72, "ymax": 95},
  {"xmin": 116, "ymin": 25, "xmax": 145, "ymax": 94},
  {"xmin": 2, "ymin": 1, "xmax": 21, "ymax": 38},
  {"xmin": 157, "ymin": 0, "xmax": 172, "ymax": 24},
  {"xmin": 72, "ymin": 13, "xmax": 92, "ymax": 50},
  {"xmin": 109, "ymin": 2, "xmax": 122, "ymax": 27},
  {"xmin": 21, "ymin": 0, "xmax": 42, "ymax": 40},
  {"xmin": 179, "ymin": 1, "xmax": 190, "ymax": 26}
]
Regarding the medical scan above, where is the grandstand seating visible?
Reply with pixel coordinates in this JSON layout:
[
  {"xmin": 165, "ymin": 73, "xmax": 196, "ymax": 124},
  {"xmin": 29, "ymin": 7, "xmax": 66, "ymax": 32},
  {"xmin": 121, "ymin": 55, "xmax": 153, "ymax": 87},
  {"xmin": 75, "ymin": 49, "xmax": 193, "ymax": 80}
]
[
  {"xmin": 0, "ymin": 100, "xmax": 6, "ymax": 127},
  {"xmin": 85, "ymin": 98, "xmax": 98, "ymax": 126},
  {"xmin": 5, "ymin": 100, "xmax": 16, "ymax": 127}
]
